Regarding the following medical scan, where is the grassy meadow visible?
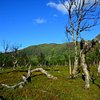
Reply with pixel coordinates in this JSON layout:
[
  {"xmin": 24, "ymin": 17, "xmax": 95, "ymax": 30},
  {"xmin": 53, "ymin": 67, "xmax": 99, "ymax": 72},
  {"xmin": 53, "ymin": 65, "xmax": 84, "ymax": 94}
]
[{"xmin": 0, "ymin": 66, "xmax": 100, "ymax": 100}]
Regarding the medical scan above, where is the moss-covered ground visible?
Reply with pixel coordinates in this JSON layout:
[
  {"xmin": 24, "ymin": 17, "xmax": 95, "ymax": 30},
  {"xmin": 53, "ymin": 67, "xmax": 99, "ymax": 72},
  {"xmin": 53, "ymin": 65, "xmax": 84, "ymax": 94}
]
[{"xmin": 0, "ymin": 66, "xmax": 100, "ymax": 100}]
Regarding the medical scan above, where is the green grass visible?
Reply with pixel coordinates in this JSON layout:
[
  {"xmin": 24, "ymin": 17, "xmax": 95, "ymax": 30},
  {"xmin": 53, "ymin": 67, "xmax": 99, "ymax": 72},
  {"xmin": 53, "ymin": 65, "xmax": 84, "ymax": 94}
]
[{"xmin": 0, "ymin": 66, "xmax": 100, "ymax": 100}]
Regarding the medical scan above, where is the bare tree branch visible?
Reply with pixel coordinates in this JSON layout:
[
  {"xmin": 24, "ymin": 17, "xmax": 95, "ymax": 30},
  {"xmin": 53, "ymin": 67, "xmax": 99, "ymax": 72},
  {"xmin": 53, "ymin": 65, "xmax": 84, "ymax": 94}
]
[
  {"xmin": 1, "ymin": 67, "xmax": 57, "ymax": 89},
  {"xmin": 2, "ymin": 40, "xmax": 10, "ymax": 53}
]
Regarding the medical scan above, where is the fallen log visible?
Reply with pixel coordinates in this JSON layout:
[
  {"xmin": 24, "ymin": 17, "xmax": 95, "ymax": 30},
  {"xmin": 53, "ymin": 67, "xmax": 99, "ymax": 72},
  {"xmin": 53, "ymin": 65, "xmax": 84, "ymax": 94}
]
[
  {"xmin": 1, "ymin": 67, "xmax": 57, "ymax": 89},
  {"xmin": 30, "ymin": 68, "xmax": 57, "ymax": 80}
]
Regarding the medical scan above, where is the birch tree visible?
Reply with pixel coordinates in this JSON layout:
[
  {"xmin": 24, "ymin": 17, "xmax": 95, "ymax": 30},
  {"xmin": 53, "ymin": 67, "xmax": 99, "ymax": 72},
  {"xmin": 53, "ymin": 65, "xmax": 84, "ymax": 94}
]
[
  {"xmin": 80, "ymin": 38, "xmax": 100, "ymax": 88},
  {"xmin": 1, "ymin": 40, "xmax": 10, "ymax": 67},
  {"xmin": 61, "ymin": 0, "xmax": 100, "ymax": 78},
  {"xmin": 66, "ymin": 32, "xmax": 72, "ymax": 76},
  {"xmin": 11, "ymin": 44, "xmax": 21, "ymax": 68}
]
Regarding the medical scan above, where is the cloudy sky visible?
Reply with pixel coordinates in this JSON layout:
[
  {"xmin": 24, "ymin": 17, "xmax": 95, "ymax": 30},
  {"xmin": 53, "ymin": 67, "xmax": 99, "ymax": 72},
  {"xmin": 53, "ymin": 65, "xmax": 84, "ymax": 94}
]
[{"xmin": 0, "ymin": 0, "xmax": 99, "ymax": 51}]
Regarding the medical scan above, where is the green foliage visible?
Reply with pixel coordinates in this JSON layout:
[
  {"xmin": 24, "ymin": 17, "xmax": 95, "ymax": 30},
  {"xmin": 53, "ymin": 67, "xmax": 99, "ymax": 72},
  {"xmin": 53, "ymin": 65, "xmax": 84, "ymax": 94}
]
[
  {"xmin": 0, "ymin": 34, "xmax": 100, "ymax": 67},
  {"xmin": 18, "ymin": 37, "xmax": 100, "ymax": 66},
  {"xmin": 0, "ymin": 51, "xmax": 31, "ymax": 68},
  {"xmin": 18, "ymin": 51, "xmax": 30, "ymax": 67},
  {"xmin": 37, "ymin": 52, "xmax": 46, "ymax": 66},
  {"xmin": 0, "ymin": 53, "xmax": 13, "ymax": 68},
  {"xmin": 86, "ymin": 43, "xmax": 100, "ymax": 65},
  {"xmin": 20, "ymin": 43, "xmax": 75, "ymax": 66}
]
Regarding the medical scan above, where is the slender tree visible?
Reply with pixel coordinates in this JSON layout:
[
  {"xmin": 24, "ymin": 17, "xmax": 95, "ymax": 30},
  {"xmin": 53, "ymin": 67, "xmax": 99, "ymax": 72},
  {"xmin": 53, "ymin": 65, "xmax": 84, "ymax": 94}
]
[
  {"xmin": 66, "ymin": 32, "xmax": 72, "ymax": 75},
  {"xmin": 11, "ymin": 44, "xmax": 21, "ymax": 68},
  {"xmin": 61, "ymin": 0, "xmax": 100, "ymax": 78},
  {"xmin": 2, "ymin": 40, "xmax": 10, "ymax": 53},
  {"xmin": 1, "ymin": 40, "xmax": 10, "ymax": 67}
]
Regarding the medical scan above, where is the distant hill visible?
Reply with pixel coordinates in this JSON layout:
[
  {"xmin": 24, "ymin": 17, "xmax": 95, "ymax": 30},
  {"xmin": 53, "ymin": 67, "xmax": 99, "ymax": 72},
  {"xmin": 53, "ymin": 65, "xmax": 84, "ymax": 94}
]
[
  {"xmin": 21, "ymin": 34, "xmax": 100, "ymax": 56},
  {"xmin": 95, "ymin": 34, "xmax": 100, "ymax": 40},
  {"xmin": 21, "ymin": 43, "xmax": 74, "ymax": 57},
  {"xmin": 19, "ymin": 34, "xmax": 100, "ymax": 65}
]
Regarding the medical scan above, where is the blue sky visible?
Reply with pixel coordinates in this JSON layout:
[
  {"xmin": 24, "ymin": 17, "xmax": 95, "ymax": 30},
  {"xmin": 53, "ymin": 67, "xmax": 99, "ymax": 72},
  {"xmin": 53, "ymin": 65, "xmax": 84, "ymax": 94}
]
[{"xmin": 0, "ymin": 0, "xmax": 100, "ymax": 51}]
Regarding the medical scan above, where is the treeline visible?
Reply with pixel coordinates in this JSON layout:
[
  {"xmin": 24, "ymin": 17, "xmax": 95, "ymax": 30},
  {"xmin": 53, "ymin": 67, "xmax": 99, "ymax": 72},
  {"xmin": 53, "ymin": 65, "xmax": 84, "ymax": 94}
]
[
  {"xmin": 30, "ymin": 44, "xmax": 99, "ymax": 67},
  {"xmin": 0, "ymin": 50, "xmax": 73, "ymax": 67},
  {"xmin": 0, "ymin": 51, "xmax": 30, "ymax": 68},
  {"xmin": 0, "ymin": 37, "xmax": 100, "ymax": 68}
]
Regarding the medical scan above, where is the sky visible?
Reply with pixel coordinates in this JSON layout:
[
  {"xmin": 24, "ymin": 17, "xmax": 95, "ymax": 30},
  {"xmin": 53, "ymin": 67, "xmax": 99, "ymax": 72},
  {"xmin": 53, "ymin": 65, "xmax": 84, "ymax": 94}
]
[{"xmin": 0, "ymin": 0, "xmax": 100, "ymax": 51}]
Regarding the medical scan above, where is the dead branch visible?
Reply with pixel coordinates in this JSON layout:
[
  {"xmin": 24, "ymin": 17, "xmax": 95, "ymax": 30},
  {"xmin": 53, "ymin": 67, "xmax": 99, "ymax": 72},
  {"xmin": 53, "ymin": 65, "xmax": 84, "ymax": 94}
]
[
  {"xmin": 31, "ymin": 68, "xmax": 57, "ymax": 80},
  {"xmin": 1, "ymin": 67, "xmax": 57, "ymax": 89}
]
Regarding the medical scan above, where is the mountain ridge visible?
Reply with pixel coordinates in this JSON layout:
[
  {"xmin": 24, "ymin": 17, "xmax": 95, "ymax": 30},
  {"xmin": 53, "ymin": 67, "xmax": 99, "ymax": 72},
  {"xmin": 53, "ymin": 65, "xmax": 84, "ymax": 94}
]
[
  {"xmin": 22, "ymin": 34, "xmax": 100, "ymax": 51},
  {"xmin": 19, "ymin": 34, "xmax": 100, "ymax": 66}
]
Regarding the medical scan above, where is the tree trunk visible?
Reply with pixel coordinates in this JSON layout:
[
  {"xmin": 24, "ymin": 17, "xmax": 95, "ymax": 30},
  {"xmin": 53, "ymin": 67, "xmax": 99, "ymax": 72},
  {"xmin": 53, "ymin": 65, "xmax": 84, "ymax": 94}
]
[
  {"xmin": 81, "ymin": 53, "xmax": 90, "ymax": 89},
  {"xmin": 68, "ymin": 55, "xmax": 72, "ymax": 75},
  {"xmin": 72, "ymin": 41, "xmax": 78, "ymax": 78},
  {"xmin": 66, "ymin": 32, "xmax": 72, "ymax": 76},
  {"xmin": 97, "ymin": 61, "xmax": 100, "ymax": 76}
]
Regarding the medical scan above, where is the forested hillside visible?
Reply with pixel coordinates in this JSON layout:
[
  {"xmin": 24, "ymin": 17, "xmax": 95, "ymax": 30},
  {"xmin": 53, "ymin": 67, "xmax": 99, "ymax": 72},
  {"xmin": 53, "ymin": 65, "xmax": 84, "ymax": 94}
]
[
  {"xmin": 19, "ymin": 34, "xmax": 100, "ymax": 66},
  {"xmin": 0, "ymin": 34, "xmax": 99, "ymax": 68},
  {"xmin": 19, "ymin": 42, "xmax": 74, "ymax": 66}
]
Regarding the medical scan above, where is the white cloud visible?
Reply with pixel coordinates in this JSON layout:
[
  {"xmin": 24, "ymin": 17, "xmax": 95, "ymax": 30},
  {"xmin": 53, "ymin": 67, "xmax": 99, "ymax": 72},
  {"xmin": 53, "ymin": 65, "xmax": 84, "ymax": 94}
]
[
  {"xmin": 47, "ymin": 0, "xmax": 98, "ymax": 14},
  {"xmin": 34, "ymin": 18, "xmax": 47, "ymax": 24},
  {"xmin": 47, "ymin": 2, "xmax": 67, "ymax": 14}
]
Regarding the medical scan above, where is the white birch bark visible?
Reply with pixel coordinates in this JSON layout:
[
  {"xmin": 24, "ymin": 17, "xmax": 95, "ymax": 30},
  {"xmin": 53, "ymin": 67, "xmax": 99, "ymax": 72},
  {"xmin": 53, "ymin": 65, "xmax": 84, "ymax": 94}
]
[
  {"xmin": 1, "ymin": 67, "xmax": 57, "ymax": 89},
  {"xmin": 72, "ymin": 45, "xmax": 78, "ymax": 78},
  {"xmin": 69, "ymin": 56, "xmax": 72, "ymax": 76},
  {"xmin": 81, "ymin": 53, "xmax": 90, "ymax": 89},
  {"xmin": 98, "ymin": 61, "xmax": 100, "ymax": 73},
  {"xmin": 31, "ymin": 68, "xmax": 57, "ymax": 79}
]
